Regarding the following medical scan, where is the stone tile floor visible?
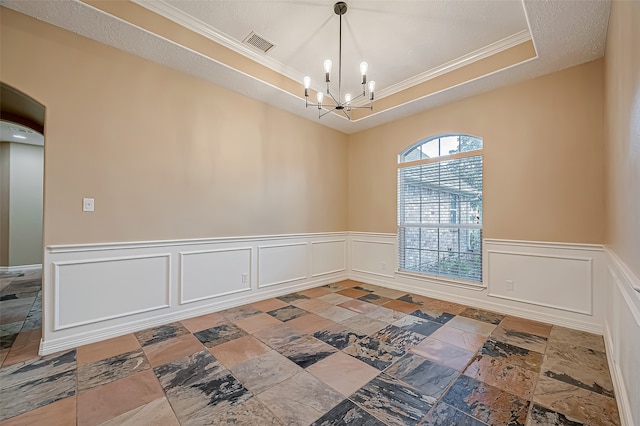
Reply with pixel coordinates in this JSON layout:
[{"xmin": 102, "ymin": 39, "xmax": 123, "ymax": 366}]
[{"xmin": 0, "ymin": 272, "xmax": 621, "ymax": 425}]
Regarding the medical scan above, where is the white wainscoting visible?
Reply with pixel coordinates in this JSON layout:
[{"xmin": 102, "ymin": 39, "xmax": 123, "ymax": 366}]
[
  {"xmin": 179, "ymin": 248, "xmax": 252, "ymax": 304},
  {"xmin": 311, "ymin": 239, "xmax": 346, "ymax": 278},
  {"xmin": 348, "ymin": 233, "xmax": 607, "ymax": 333},
  {"xmin": 486, "ymin": 247, "xmax": 594, "ymax": 315},
  {"xmin": 41, "ymin": 232, "xmax": 348, "ymax": 355},
  {"xmin": 603, "ymin": 249, "xmax": 640, "ymax": 426},
  {"xmin": 53, "ymin": 254, "xmax": 171, "ymax": 330},
  {"xmin": 351, "ymin": 235, "xmax": 395, "ymax": 278},
  {"xmin": 257, "ymin": 243, "xmax": 307, "ymax": 288}
]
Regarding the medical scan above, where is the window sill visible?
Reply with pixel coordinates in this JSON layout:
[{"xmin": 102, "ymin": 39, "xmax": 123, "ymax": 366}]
[{"xmin": 395, "ymin": 270, "xmax": 487, "ymax": 291}]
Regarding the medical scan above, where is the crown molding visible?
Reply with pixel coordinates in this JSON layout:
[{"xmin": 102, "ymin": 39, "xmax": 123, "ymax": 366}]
[
  {"xmin": 368, "ymin": 30, "xmax": 533, "ymax": 103},
  {"xmin": 131, "ymin": 0, "xmax": 305, "ymax": 82},
  {"xmin": 132, "ymin": 0, "xmax": 532, "ymax": 108}
]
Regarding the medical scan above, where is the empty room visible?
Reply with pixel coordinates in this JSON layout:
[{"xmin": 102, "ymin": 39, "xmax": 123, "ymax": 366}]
[{"xmin": 0, "ymin": 0, "xmax": 638, "ymax": 425}]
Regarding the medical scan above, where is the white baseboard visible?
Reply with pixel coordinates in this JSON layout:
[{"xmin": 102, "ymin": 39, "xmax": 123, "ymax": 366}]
[
  {"xmin": 41, "ymin": 232, "xmax": 348, "ymax": 355},
  {"xmin": 39, "ymin": 231, "xmax": 639, "ymax": 426},
  {"xmin": 603, "ymin": 248, "xmax": 640, "ymax": 426},
  {"xmin": 0, "ymin": 263, "xmax": 42, "ymax": 273},
  {"xmin": 39, "ymin": 272, "xmax": 345, "ymax": 355},
  {"xmin": 348, "ymin": 234, "xmax": 607, "ymax": 333},
  {"xmin": 349, "ymin": 270, "xmax": 604, "ymax": 334}
]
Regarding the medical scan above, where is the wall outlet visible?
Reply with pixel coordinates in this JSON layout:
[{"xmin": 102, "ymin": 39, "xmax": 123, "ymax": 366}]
[
  {"xmin": 82, "ymin": 197, "xmax": 94, "ymax": 212},
  {"xmin": 505, "ymin": 280, "xmax": 514, "ymax": 291},
  {"xmin": 241, "ymin": 273, "xmax": 248, "ymax": 284},
  {"xmin": 381, "ymin": 262, "xmax": 386, "ymax": 271}
]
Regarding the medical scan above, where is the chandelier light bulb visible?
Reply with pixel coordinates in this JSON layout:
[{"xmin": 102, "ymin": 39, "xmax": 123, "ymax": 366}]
[
  {"xmin": 303, "ymin": 2, "xmax": 377, "ymax": 120},
  {"xmin": 360, "ymin": 62, "xmax": 368, "ymax": 76},
  {"xmin": 324, "ymin": 59, "xmax": 333, "ymax": 74}
]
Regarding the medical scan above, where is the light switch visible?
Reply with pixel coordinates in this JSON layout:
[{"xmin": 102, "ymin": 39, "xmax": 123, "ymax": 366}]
[{"xmin": 83, "ymin": 197, "xmax": 94, "ymax": 212}]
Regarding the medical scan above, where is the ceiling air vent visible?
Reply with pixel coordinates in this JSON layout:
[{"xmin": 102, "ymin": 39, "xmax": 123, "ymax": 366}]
[{"xmin": 243, "ymin": 31, "xmax": 275, "ymax": 54}]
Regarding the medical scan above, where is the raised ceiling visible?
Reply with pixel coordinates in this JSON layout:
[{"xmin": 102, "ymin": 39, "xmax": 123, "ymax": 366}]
[{"xmin": 1, "ymin": 0, "xmax": 611, "ymax": 134}]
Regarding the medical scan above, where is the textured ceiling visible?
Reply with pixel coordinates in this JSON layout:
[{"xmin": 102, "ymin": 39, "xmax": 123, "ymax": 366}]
[{"xmin": 0, "ymin": 0, "xmax": 612, "ymax": 134}]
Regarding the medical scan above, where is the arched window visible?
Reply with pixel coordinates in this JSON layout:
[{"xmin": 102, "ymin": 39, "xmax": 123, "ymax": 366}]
[{"xmin": 397, "ymin": 134, "xmax": 483, "ymax": 283}]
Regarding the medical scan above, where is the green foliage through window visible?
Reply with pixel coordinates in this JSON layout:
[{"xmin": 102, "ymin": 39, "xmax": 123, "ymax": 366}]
[{"xmin": 398, "ymin": 134, "xmax": 483, "ymax": 282}]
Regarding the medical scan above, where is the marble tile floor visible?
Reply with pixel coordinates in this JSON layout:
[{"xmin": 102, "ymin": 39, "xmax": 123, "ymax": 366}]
[
  {"xmin": 1, "ymin": 270, "xmax": 43, "ymax": 367},
  {"xmin": 0, "ymin": 276, "xmax": 621, "ymax": 425}
]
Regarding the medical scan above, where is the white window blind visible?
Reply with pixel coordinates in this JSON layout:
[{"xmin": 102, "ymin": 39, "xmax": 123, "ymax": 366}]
[{"xmin": 398, "ymin": 135, "xmax": 483, "ymax": 282}]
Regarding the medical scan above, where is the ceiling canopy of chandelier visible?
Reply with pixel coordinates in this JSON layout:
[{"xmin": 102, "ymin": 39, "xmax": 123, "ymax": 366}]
[{"xmin": 303, "ymin": 2, "xmax": 376, "ymax": 120}]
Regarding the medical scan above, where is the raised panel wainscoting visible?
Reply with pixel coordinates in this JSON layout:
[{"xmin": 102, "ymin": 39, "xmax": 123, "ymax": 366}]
[
  {"xmin": 40, "ymin": 232, "xmax": 638, "ymax": 425},
  {"xmin": 604, "ymin": 249, "xmax": 640, "ymax": 426},
  {"xmin": 348, "ymin": 232, "xmax": 637, "ymax": 425},
  {"xmin": 349, "ymin": 233, "xmax": 607, "ymax": 333},
  {"xmin": 42, "ymin": 233, "xmax": 348, "ymax": 355}
]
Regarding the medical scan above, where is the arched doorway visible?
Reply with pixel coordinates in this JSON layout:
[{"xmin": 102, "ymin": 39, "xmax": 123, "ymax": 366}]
[{"xmin": 0, "ymin": 82, "xmax": 45, "ymax": 365}]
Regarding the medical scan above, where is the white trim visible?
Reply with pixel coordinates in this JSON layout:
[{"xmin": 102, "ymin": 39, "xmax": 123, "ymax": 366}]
[
  {"xmin": 348, "ymin": 233, "xmax": 606, "ymax": 333},
  {"xmin": 351, "ymin": 239, "xmax": 394, "ymax": 246},
  {"xmin": 611, "ymin": 267, "xmax": 640, "ymax": 327},
  {"xmin": 257, "ymin": 242, "xmax": 308, "ymax": 288},
  {"xmin": 486, "ymin": 250, "xmax": 594, "ymax": 315},
  {"xmin": 310, "ymin": 239, "xmax": 347, "ymax": 278},
  {"xmin": 395, "ymin": 270, "xmax": 486, "ymax": 291},
  {"xmin": 0, "ymin": 264, "xmax": 42, "ymax": 273},
  {"xmin": 484, "ymin": 238, "xmax": 604, "ymax": 252},
  {"xmin": 52, "ymin": 254, "xmax": 172, "ymax": 331},
  {"xmin": 41, "ymin": 232, "xmax": 349, "ymax": 355},
  {"xmin": 349, "ymin": 232, "xmax": 396, "ymax": 238},
  {"xmin": 352, "ymin": 269, "xmax": 395, "ymax": 279},
  {"xmin": 178, "ymin": 247, "xmax": 253, "ymax": 305},
  {"xmin": 603, "ymin": 247, "xmax": 639, "ymax": 426},
  {"xmin": 607, "ymin": 247, "xmax": 640, "ymax": 294},
  {"xmin": 131, "ymin": 0, "xmax": 531, "ymax": 104},
  {"xmin": 47, "ymin": 232, "xmax": 347, "ymax": 253},
  {"xmin": 39, "ymin": 272, "xmax": 346, "ymax": 355},
  {"xmin": 604, "ymin": 332, "xmax": 633, "ymax": 426},
  {"xmin": 131, "ymin": 0, "xmax": 303, "ymax": 81},
  {"xmin": 349, "ymin": 268, "xmax": 604, "ymax": 334},
  {"xmin": 351, "ymin": 238, "xmax": 396, "ymax": 278},
  {"xmin": 348, "ymin": 50, "xmax": 539, "ymax": 125},
  {"xmin": 374, "ymin": 30, "xmax": 532, "ymax": 102},
  {"xmin": 40, "ymin": 230, "xmax": 636, "ymax": 426}
]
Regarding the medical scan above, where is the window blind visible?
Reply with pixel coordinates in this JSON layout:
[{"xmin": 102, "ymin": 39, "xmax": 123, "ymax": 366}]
[{"xmin": 398, "ymin": 155, "xmax": 483, "ymax": 282}]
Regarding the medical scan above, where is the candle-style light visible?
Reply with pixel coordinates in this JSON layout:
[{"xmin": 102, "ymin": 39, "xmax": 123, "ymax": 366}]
[{"xmin": 303, "ymin": 2, "xmax": 377, "ymax": 120}]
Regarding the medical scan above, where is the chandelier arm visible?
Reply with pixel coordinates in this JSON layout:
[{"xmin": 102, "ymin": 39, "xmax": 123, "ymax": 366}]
[
  {"xmin": 303, "ymin": 2, "xmax": 374, "ymax": 121},
  {"xmin": 349, "ymin": 91, "xmax": 367, "ymax": 103},
  {"xmin": 319, "ymin": 107, "xmax": 339, "ymax": 119},
  {"xmin": 326, "ymin": 90, "xmax": 341, "ymax": 105}
]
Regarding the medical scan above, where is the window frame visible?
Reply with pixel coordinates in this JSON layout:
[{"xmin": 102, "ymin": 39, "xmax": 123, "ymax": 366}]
[{"xmin": 397, "ymin": 134, "xmax": 485, "ymax": 288}]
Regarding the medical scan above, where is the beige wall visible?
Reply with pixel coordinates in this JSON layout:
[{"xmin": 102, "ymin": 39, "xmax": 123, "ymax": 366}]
[
  {"xmin": 0, "ymin": 7, "xmax": 613, "ymax": 249},
  {"xmin": 0, "ymin": 8, "xmax": 349, "ymax": 245},
  {"xmin": 349, "ymin": 60, "xmax": 605, "ymax": 244},
  {"xmin": 604, "ymin": 0, "xmax": 640, "ymax": 278}
]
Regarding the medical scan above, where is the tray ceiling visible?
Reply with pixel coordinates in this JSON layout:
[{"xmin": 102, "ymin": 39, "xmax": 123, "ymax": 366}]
[{"xmin": 1, "ymin": 0, "xmax": 611, "ymax": 133}]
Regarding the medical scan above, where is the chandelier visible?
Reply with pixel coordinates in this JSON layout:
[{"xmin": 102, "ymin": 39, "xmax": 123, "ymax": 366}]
[{"xmin": 303, "ymin": 1, "xmax": 376, "ymax": 120}]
